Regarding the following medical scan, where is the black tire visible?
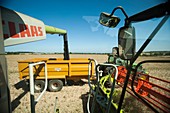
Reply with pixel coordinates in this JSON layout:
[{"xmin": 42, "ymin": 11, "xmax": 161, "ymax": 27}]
[
  {"xmin": 34, "ymin": 80, "xmax": 45, "ymax": 93},
  {"xmin": 48, "ymin": 79, "xmax": 63, "ymax": 92}
]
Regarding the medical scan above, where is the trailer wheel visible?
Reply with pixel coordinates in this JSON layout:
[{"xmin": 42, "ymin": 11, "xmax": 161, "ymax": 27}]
[
  {"xmin": 34, "ymin": 80, "xmax": 45, "ymax": 93},
  {"xmin": 48, "ymin": 80, "xmax": 63, "ymax": 92}
]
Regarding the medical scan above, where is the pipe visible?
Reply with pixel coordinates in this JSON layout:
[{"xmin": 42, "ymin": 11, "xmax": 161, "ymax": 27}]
[{"xmin": 45, "ymin": 25, "xmax": 66, "ymax": 34}]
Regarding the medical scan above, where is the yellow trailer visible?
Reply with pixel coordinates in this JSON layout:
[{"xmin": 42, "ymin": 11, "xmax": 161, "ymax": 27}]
[
  {"xmin": 18, "ymin": 57, "xmax": 96, "ymax": 92},
  {"xmin": 16, "ymin": 24, "xmax": 97, "ymax": 92}
]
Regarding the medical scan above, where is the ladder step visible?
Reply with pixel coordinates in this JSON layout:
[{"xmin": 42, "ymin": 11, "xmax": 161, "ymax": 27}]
[{"xmin": 96, "ymin": 95, "xmax": 108, "ymax": 108}]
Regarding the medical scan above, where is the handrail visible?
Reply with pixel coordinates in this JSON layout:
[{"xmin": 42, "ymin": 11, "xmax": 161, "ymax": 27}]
[
  {"xmin": 88, "ymin": 62, "xmax": 119, "ymax": 113},
  {"xmin": 131, "ymin": 60, "xmax": 170, "ymax": 113},
  {"xmin": 97, "ymin": 64, "xmax": 118, "ymax": 113},
  {"xmin": 88, "ymin": 59, "xmax": 98, "ymax": 93},
  {"xmin": 87, "ymin": 59, "xmax": 98, "ymax": 113},
  {"xmin": 29, "ymin": 61, "xmax": 48, "ymax": 113}
]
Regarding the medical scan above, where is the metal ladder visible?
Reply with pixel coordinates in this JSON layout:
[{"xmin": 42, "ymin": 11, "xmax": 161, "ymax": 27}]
[{"xmin": 88, "ymin": 59, "xmax": 119, "ymax": 113}]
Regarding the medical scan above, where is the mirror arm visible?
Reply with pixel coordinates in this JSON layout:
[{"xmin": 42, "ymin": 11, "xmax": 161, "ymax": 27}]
[
  {"xmin": 110, "ymin": 6, "xmax": 129, "ymax": 19},
  {"xmin": 125, "ymin": 19, "xmax": 131, "ymax": 27},
  {"xmin": 110, "ymin": 6, "xmax": 129, "ymax": 26}
]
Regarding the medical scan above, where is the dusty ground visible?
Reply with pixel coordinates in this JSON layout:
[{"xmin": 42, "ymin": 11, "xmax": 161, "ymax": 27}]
[{"xmin": 6, "ymin": 54, "xmax": 170, "ymax": 113}]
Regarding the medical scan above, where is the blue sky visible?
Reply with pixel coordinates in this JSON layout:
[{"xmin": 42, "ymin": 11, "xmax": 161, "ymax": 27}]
[{"xmin": 2, "ymin": 0, "xmax": 170, "ymax": 53}]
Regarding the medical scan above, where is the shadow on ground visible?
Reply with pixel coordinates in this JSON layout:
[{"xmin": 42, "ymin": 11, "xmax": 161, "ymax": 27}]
[
  {"xmin": 80, "ymin": 92, "xmax": 103, "ymax": 113},
  {"xmin": 80, "ymin": 87, "xmax": 152, "ymax": 113},
  {"xmin": 66, "ymin": 80, "xmax": 87, "ymax": 86},
  {"xmin": 11, "ymin": 80, "xmax": 28, "ymax": 111}
]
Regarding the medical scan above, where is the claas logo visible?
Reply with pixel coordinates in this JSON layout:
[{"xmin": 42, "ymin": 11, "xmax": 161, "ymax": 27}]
[{"xmin": 2, "ymin": 20, "xmax": 43, "ymax": 38}]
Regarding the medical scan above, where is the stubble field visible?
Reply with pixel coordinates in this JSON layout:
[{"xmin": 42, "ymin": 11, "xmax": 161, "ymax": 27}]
[{"xmin": 6, "ymin": 54, "xmax": 170, "ymax": 113}]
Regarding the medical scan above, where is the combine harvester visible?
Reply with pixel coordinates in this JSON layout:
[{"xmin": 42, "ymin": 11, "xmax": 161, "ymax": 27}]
[
  {"xmin": 0, "ymin": 1, "xmax": 170, "ymax": 113},
  {"xmin": 0, "ymin": 6, "xmax": 95, "ymax": 113},
  {"xmin": 87, "ymin": 1, "xmax": 170, "ymax": 113}
]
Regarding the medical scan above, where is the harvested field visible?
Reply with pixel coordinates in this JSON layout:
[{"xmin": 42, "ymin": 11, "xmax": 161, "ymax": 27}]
[{"xmin": 6, "ymin": 54, "xmax": 170, "ymax": 113}]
